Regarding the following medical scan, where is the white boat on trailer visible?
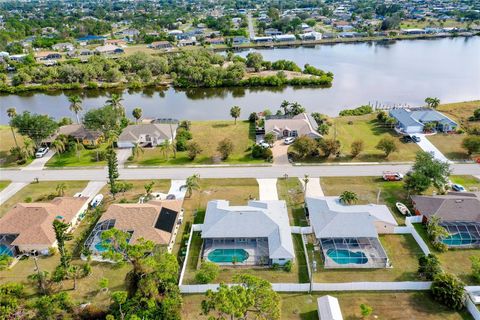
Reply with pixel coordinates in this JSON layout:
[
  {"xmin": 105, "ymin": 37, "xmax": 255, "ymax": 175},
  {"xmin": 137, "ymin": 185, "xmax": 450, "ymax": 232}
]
[{"xmin": 395, "ymin": 202, "xmax": 411, "ymax": 216}]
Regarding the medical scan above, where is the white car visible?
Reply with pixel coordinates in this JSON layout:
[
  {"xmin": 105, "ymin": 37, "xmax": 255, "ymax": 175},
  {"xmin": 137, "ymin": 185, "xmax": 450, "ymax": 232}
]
[
  {"xmin": 257, "ymin": 140, "xmax": 272, "ymax": 148},
  {"xmin": 35, "ymin": 147, "xmax": 49, "ymax": 158},
  {"xmin": 284, "ymin": 137, "xmax": 296, "ymax": 145}
]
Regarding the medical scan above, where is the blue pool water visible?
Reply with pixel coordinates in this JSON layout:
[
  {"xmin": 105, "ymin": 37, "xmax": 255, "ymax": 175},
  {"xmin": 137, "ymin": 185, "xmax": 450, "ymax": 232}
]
[
  {"xmin": 442, "ymin": 233, "xmax": 476, "ymax": 246},
  {"xmin": 326, "ymin": 249, "xmax": 368, "ymax": 265},
  {"xmin": 0, "ymin": 244, "xmax": 14, "ymax": 257},
  {"xmin": 208, "ymin": 249, "xmax": 249, "ymax": 263},
  {"xmin": 94, "ymin": 239, "xmax": 111, "ymax": 253}
]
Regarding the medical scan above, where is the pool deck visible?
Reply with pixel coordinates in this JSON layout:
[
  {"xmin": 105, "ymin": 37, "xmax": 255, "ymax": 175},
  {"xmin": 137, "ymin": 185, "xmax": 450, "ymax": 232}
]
[{"xmin": 203, "ymin": 244, "xmax": 268, "ymax": 266}]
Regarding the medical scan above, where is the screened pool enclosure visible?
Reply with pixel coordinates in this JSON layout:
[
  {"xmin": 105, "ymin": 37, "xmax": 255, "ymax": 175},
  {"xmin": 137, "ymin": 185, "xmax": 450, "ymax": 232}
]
[
  {"xmin": 319, "ymin": 237, "xmax": 389, "ymax": 269},
  {"xmin": 202, "ymin": 237, "xmax": 270, "ymax": 265},
  {"xmin": 441, "ymin": 221, "xmax": 480, "ymax": 248}
]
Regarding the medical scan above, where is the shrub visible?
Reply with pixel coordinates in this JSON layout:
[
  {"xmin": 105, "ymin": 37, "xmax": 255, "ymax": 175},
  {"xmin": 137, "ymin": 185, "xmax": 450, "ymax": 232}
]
[
  {"xmin": 283, "ymin": 260, "xmax": 292, "ymax": 272},
  {"xmin": 187, "ymin": 141, "xmax": 202, "ymax": 160},
  {"xmin": 195, "ymin": 261, "xmax": 220, "ymax": 284},
  {"xmin": 217, "ymin": 138, "xmax": 234, "ymax": 160},
  {"xmin": 0, "ymin": 254, "xmax": 13, "ymax": 270},
  {"xmin": 251, "ymin": 144, "xmax": 272, "ymax": 160},
  {"xmin": 431, "ymin": 273, "xmax": 465, "ymax": 311},
  {"xmin": 351, "ymin": 139, "xmax": 364, "ymax": 158},
  {"xmin": 376, "ymin": 137, "xmax": 398, "ymax": 158},
  {"xmin": 291, "ymin": 136, "xmax": 318, "ymax": 159},
  {"xmin": 339, "ymin": 105, "xmax": 373, "ymax": 116},
  {"xmin": 176, "ymin": 138, "xmax": 188, "ymax": 151},
  {"xmin": 418, "ymin": 254, "xmax": 442, "ymax": 280},
  {"xmin": 462, "ymin": 136, "xmax": 480, "ymax": 155},
  {"xmin": 24, "ymin": 196, "xmax": 32, "ymax": 203},
  {"xmin": 177, "ymin": 129, "xmax": 193, "ymax": 141},
  {"xmin": 471, "ymin": 256, "xmax": 480, "ymax": 283},
  {"xmin": 271, "ymin": 263, "xmax": 280, "ymax": 270},
  {"xmin": 319, "ymin": 138, "xmax": 341, "ymax": 158}
]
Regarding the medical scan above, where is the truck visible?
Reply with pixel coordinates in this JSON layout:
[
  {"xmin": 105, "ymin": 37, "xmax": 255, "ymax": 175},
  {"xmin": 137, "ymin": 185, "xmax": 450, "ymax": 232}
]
[{"xmin": 382, "ymin": 171, "xmax": 404, "ymax": 181}]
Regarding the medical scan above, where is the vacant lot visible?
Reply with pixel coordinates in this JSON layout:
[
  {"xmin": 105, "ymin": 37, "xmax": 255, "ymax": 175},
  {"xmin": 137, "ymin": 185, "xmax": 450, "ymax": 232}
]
[
  {"xmin": 427, "ymin": 133, "xmax": 472, "ymax": 160},
  {"xmin": 98, "ymin": 179, "xmax": 171, "ymax": 205},
  {"xmin": 181, "ymin": 291, "xmax": 471, "ymax": 320},
  {"xmin": 277, "ymin": 178, "xmax": 308, "ymax": 226},
  {"xmin": 0, "ymin": 125, "xmax": 30, "ymax": 167},
  {"xmin": 130, "ymin": 120, "xmax": 263, "ymax": 166},
  {"xmin": 311, "ymin": 234, "xmax": 423, "ymax": 282},
  {"xmin": 0, "ymin": 180, "xmax": 88, "ymax": 218},
  {"xmin": 437, "ymin": 100, "xmax": 480, "ymax": 126}
]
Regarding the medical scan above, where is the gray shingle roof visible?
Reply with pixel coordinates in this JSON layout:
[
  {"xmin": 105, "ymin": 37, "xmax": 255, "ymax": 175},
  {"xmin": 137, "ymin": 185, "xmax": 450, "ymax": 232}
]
[
  {"xmin": 118, "ymin": 123, "xmax": 178, "ymax": 142},
  {"xmin": 411, "ymin": 192, "xmax": 480, "ymax": 222}
]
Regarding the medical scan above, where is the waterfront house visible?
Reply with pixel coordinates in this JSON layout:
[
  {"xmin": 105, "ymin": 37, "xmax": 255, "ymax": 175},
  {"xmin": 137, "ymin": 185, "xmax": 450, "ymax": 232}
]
[
  {"xmin": 273, "ymin": 34, "xmax": 297, "ymax": 42},
  {"xmin": 117, "ymin": 122, "xmax": 178, "ymax": 148},
  {"xmin": 54, "ymin": 124, "xmax": 102, "ymax": 146},
  {"xmin": 389, "ymin": 108, "xmax": 457, "ymax": 134},
  {"xmin": 52, "ymin": 42, "xmax": 74, "ymax": 52},
  {"xmin": 83, "ymin": 200, "xmax": 183, "ymax": 259},
  {"xmin": 205, "ymin": 37, "xmax": 225, "ymax": 45},
  {"xmin": 306, "ymin": 196, "xmax": 397, "ymax": 268},
  {"xmin": 0, "ymin": 197, "xmax": 89, "ymax": 255},
  {"xmin": 265, "ymin": 113, "xmax": 322, "ymax": 139},
  {"xmin": 232, "ymin": 36, "xmax": 249, "ymax": 45},
  {"xmin": 300, "ymin": 32, "xmax": 322, "ymax": 41},
  {"xmin": 252, "ymin": 36, "xmax": 273, "ymax": 43},
  {"xmin": 35, "ymin": 51, "xmax": 62, "ymax": 61},
  {"xmin": 265, "ymin": 28, "xmax": 282, "ymax": 36},
  {"xmin": 178, "ymin": 38, "xmax": 197, "ymax": 47},
  {"xmin": 200, "ymin": 200, "xmax": 295, "ymax": 266},
  {"xmin": 411, "ymin": 192, "xmax": 480, "ymax": 248}
]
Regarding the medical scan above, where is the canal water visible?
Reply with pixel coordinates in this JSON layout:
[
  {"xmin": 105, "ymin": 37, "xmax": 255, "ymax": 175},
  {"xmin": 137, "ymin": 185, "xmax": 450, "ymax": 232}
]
[{"xmin": 0, "ymin": 36, "xmax": 479, "ymax": 123}]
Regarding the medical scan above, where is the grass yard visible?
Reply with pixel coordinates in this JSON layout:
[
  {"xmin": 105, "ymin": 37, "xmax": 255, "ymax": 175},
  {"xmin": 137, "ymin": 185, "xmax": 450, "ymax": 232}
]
[
  {"xmin": 0, "ymin": 181, "xmax": 10, "ymax": 191},
  {"xmin": 413, "ymin": 223, "xmax": 480, "ymax": 284},
  {"xmin": 130, "ymin": 120, "xmax": 264, "ymax": 166},
  {"xmin": 437, "ymin": 100, "xmax": 480, "ymax": 126},
  {"xmin": 320, "ymin": 176, "xmax": 408, "ymax": 225},
  {"xmin": 98, "ymin": 179, "xmax": 171, "ymax": 205},
  {"xmin": 310, "ymin": 234, "xmax": 423, "ymax": 282},
  {"xmin": 0, "ymin": 180, "xmax": 88, "ymax": 218},
  {"xmin": 181, "ymin": 291, "xmax": 472, "ymax": 320},
  {"xmin": 400, "ymin": 19, "xmax": 468, "ymax": 29},
  {"xmin": 427, "ymin": 133, "xmax": 472, "ymax": 160},
  {"xmin": 277, "ymin": 178, "xmax": 308, "ymax": 227},
  {"xmin": 182, "ymin": 233, "xmax": 308, "ymax": 285},
  {"xmin": 46, "ymin": 143, "xmax": 109, "ymax": 167},
  {"xmin": 0, "ymin": 125, "xmax": 31, "ymax": 167},
  {"xmin": 450, "ymin": 175, "xmax": 480, "ymax": 191},
  {"xmin": 323, "ymin": 114, "xmax": 421, "ymax": 162}
]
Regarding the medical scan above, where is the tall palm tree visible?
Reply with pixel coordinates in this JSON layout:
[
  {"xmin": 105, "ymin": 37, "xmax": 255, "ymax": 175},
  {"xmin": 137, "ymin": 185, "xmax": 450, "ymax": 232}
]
[
  {"xmin": 280, "ymin": 100, "xmax": 290, "ymax": 115},
  {"xmin": 56, "ymin": 182, "xmax": 67, "ymax": 196},
  {"xmin": 181, "ymin": 174, "xmax": 200, "ymax": 198},
  {"xmin": 68, "ymin": 95, "xmax": 83, "ymax": 124},
  {"xmin": 22, "ymin": 138, "xmax": 35, "ymax": 158},
  {"xmin": 339, "ymin": 191, "xmax": 359, "ymax": 205},
  {"xmin": 132, "ymin": 107, "xmax": 142, "ymax": 124},
  {"xmin": 6, "ymin": 108, "xmax": 19, "ymax": 149},
  {"xmin": 106, "ymin": 93, "xmax": 124, "ymax": 110},
  {"xmin": 159, "ymin": 140, "xmax": 174, "ymax": 160},
  {"xmin": 132, "ymin": 142, "xmax": 144, "ymax": 159},
  {"xmin": 425, "ymin": 97, "xmax": 440, "ymax": 109},
  {"xmin": 51, "ymin": 139, "xmax": 66, "ymax": 154}
]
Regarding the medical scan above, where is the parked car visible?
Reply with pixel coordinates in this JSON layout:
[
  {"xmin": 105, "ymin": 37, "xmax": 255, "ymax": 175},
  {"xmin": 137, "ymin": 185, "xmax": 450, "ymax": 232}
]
[
  {"xmin": 382, "ymin": 171, "xmax": 404, "ymax": 181},
  {"xmin": 257, "ymin": 140, "xmax": 272, "ymax": 148},
  {"xmin": 401, "ymin": 135, "xmax": 413, "ymax": 143},
  {"xmin": 35, "ymin": 147, "xmax": 49, "ymax": 158},
  {"xmin": 411, "ymin": 135, "xmax": 421, "ymax": 142},
  {"xmin": 284, "ymin": 137, "xmax": 296, "ymax": 145},
  {"xmin": 451, "ymin": 184, "xmax": 466, "ymax": 192}
]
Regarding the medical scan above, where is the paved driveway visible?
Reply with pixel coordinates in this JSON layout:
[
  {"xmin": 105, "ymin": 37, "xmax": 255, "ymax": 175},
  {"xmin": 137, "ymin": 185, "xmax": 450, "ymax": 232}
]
[
  {"xmin": 272, "ymin": 141, "xmax": 290, "ymax": 166},
  {"xmin": 169, "ymin": 180, "xmax": 187, "ymax": 200},
  {"xmin": 415, "ymin": 134, "xmax": 451, "ymax": 163},
  {"xmin": 257, "ymin": 178, "xmax": 278, "ymax": 200},
  {"xmin": 22, "ymin": 150, "xmax": 56, "ymax": 171},
  {"xmin": 299, "ymin": 177, "xmax": 324, "ymax": 197},
  {"xmin": 0, "ymin": 182, "xmax": 27, "ymax": 205},
  {"xmin": 78, "ymin": 181, "xmax": 107, "ymax": 201},
  {"xmin": 116, "ymin": 148, "xmax": 132, "ymax": 167}
]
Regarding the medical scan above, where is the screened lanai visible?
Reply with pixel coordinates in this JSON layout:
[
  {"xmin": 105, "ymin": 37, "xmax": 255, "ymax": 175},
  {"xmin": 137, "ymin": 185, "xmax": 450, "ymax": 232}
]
[
  {"xmin": 202, "ymin": 237, "xmax": 270, "ymax": 265},
  {"xmin": 319, "ymin": 237, "xmax": 389, "ymax": 269},
  {"xmin": 441, "ymin": 221, "xmax": 480, "ymax": 248},
  {"xmin": 83, "ymin": 219, "xmax": 116, "ymax": 255},
  {"xmin": 0, "ymin": 234, "xmax": 18, "ymax": 257}
]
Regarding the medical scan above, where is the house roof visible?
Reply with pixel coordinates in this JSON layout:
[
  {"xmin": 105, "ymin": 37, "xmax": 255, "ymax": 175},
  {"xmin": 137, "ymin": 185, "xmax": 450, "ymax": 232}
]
[
  {"xmin": 201, "ymin": 200, "xmax": 295, "ymax": 260},
  {"xmin": 118, "ymin": 123, "xmax": 178, "ymax": 142},
  {"xmin": 0, "ymin": 197, "xmax": 89, "ymax": 246},
  {"xmin": 98, "ymin": 200, "xmax": 182, "ymax": 244},
  {"xmin": 411, "ymin": 192, "xmax": 480, "ymax": 222},
  {"xmin": 389, "ymin": 108, "xmax": 457, "ymax": 128},
  {"xmin": 317, "ymin": 295, "xmax": 343, "ymax": 320},
  {"xmin": 95, "ymin": 44, "xmax": 123, "ymax": 53},
  {"xmin": 389, "ymin": 109, "xmax": 424, "ymax": 128},
  {"xmin": 306, "ymin": 196, "xmax": 398, "ymax": 239},
  {"xmin": 59, "ymin": 124, "xmax": 102, "ymax": 141},
  {"xmin": 265, "ymin": 113, "xmax": 322, "ymax": 138}
]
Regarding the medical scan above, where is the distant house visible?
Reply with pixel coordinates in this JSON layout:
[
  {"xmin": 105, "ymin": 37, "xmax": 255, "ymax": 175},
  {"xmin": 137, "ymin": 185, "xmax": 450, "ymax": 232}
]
[
  {"xmin": 273, "ymin": 34, "xmax": 297, "ymax": 42},
  {"xmin": 94, "ymin": 44, "xmax": 124, "ymax": 55},
  {"xmin": 317, "ymin": 295, "xmax": 343, "ymax": 320},
  {"xmin": 9, "ymin": 54, "xmax": 27, "ymax": 62},
  {"xmin": 0, "ymin": 197, "xmax": 89, "ymax": 254},
  {"xmin": 265, "ymin": 28, "xmax": 282, "ymax": 36},
  {"xmin": 117, "ymin": 122, "xmax": 178, "ymax": 148},
  {"xmin": 389, "ymin": 108, "xmax": 457, "ymax": 134},
  {"xmin": 35, "ymin": 51, "xmax": 62, "ymax": 61},
  {"xmin": 306, "ymin": 196, "xmax": 398, "ymax": 268},
  {"xmin": 149, "ymin": 41, "xmax": 173, "ymax": 49},
  {"xmin": 200, "ymin": 200, "xmax": 295, "ymax": 266},
  {"xmin": 252, "ymin": 36, "xmax": 273, "ymax": 43},
  {"xmin": 104, "ymin": 39, "xmax": 127, "ymax": 47},
  {"xmin": 232, "ymin": 36, "xmax": 249, "ymax": 45},
  {"xmin": 84, "ymin": 199, "xmax": 183, "ymax": 260},
  {"xmin": 57, "ymin": 124, "xmax": 102, "ymax": 145},
  {"xmin": 265, "ymin": 113, "xmax": 322, "ymax": 139},
  {"xmin": 411, "ymin": 192, "xmax": 480, "ymax": 248},
  {"xmin": 205, "ymin": 37, "xmax": 225, "ymax": 45},
  {"xmin": 300, "ymin": 32, "xmax": 322, "ymax": 41},
  {"xmin": 178, "ymin": 38, "xmax": 196, "ymax": 47},
  {"xmin": 401, "ymin": 28, "xmax": 426, "ymax": 35},
  {"xmin": 52, "ymin": 42, "xmax": 74, "ymax": 52}
]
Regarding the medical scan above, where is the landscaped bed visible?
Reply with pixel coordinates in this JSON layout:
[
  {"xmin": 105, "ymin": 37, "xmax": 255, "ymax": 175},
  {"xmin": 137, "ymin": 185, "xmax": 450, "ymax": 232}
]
[{"xmin": 181, "ymin": 291, "xmax": 471, "ymax": 320}]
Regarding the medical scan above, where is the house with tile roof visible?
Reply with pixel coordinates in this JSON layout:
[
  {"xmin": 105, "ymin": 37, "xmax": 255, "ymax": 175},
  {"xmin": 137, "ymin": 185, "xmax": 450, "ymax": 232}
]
[
  {"xmin": 117, "ymin": 122, "xmax": 178, "ymax": 148},
  {"xmin": 0, "ymin": 197, "xmax": 89, "ymax": 254},
  {"xmin": 265, "ymin": 113, "xmax": 322, "ymax": 139}
]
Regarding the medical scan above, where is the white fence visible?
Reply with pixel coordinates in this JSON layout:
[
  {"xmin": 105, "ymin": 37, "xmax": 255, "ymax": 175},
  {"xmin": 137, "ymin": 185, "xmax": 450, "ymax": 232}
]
[
  {"xmin": 178, "ymin": 225, "xmax": 196, "ymax": 286},
  {"xmin": 393, "ymin": 216, "xmax": 430, "ymax": 255},
  {"xmin": 291, "ymin": 226, "xmax": 313, "ymax": 234},
  {"xmin": 467, "ymin": 297, "xmax": 480, "ymax": 320},
  {"xmin": 180, "ymin": 281, "xmax": 432, "ymax": 293}
]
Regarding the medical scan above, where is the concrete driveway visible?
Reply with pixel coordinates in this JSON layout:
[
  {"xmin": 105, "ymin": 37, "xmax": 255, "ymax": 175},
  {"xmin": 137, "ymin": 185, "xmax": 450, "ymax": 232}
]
[
  {"xmin": 299, "ymin": 177, "xmax": 324, "ymax": 197},
  {"xmin": 169, "ymin": 180, "xmax": 187, "ymax": 200},
  {"xmin": 0, "ymin": 182, "xmax": 27, "ymax": 205},
  {"xmin": 77, "ymin": 181, "xmax": 107, "ymax": 201},
  {"xmin": 22, "ymin": 150, "xmax": 56, "ymax": 171},
  {"xmin": 116, "ymin": 148, "xmax": 132, "ymax": 167},
  {"xmin": 257, "ymin": 178, "xmax": 278, "ymax": 200},
  {"xmin": 415, "ymin": 134, "xmax": 451, "ymax": 163},
  {"xmin": 272, "ymin": 141, "xmax": 290, "ymax": 166}
]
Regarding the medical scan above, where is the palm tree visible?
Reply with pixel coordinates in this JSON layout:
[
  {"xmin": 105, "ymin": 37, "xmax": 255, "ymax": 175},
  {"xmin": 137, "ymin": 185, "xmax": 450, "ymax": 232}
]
[
  {"xmin": 132, "ymin": 142, "xmax": 144, "ymax": 159},
  {"xmin": 159, "ymin": 140, "xmax": 174, "ymax": 160},
  {"xmin": 144, "ymin": 181, "xmax": 155, "ymax": 199},
  {"xmin": 106, "ymin": 130, "xmax": 119, "ymax": 148},
  {"xmin": 106, "ymin": 93, "xmax": 124, "ymax": 110},
  {"xmin": 339, "ymin": 191, "xmax": 359, "ymax": 205},
  {"xmin": 75, "ymin": 139, "xmax": 84, "ymax": 160},
  {"xmin": 6, "ymin": 108, "xmax": 19, "ymax": 149},
  {"xmin": 68, "ymin": 95, "xmax": 83, "ymax": 124},
  {"xmin": 230, "ymin": 106, "xmax": 241, "ymax": 124},
  {"xmin": 51, "ymin": 138, "xmax": 66, "ymax": 154},
  {"xmin": 22, "ymin": 138, "xmax": 35, "ymax": 158},
  {"xmin": 280, "ymin": 100, "xmax": 290, "ymax": 115},
  {"xmin": 56, "ymin": 182, "xmax": 67, "ymax": 196},
  {"xmin": 181, "ymin": 174, "xmax": 200, "ymax": 198},
  {"xmin": 425, "ymin": 97, "xmax": 440, "ymax": 109},
  {"xmin": 68, "ymin": 265, "xmax": 82, "ymax": 290},
  {"xmin": 132, "ymin": 107, "xmax": 142, "ymax": 124}
]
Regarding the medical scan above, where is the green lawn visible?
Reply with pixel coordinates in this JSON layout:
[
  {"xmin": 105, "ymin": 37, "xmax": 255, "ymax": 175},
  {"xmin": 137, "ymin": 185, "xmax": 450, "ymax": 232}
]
[
  {"xmin": 413, "ymin": 223, "xmax": 480, "ymax": 284},
  {"xmin": 323, "ymin": 114, "xmax": 422, "ymax": 162},
  {"xmin": 0, "ymin": 180, "xmax": 88, "ymax": 218},
  {"xmin": 182, "ymin": 291, "xmax": 472, "ymax": 320},
  {"xmin": 310, "ymin": 234, "xmax": 423, "ymax": 282},
  {"xmin": 46, "ymin": 143, "xmax": 109, "ymax": 167},
  {"xmin": 450, "ymin": 175, "xmax": 480, "ymax": 191},
  {"xmin": 427, "ymin": 133, "xmax": 472, "ymax": 161},
  {"xmin": 277, "ymin": 178, "xmax": 308, "ymax": 227},
  {"xmin": 0, "ymin": 125, "xmax": 31, "ymax": 167},
  {"xmin": 129, "ymin": 120, "xmax": 265, "ymax": 166},
  {"xmin": 182, "ymin": 232, "xmax": 308, "ymax": 285},
  {"xmin": 437, "ymin": 100, "xmax": 480, "ymax": 127},
  {"xmin": 98, "ymin": 179, "xmax": 171, "ymax": 205},
  {"xmin": 0, "ymin": 181, "xmax": 10, "ymax": 192}
]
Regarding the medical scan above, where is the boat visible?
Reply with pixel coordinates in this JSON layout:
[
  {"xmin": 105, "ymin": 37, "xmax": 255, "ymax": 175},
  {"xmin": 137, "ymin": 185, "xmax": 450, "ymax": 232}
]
[
  {"xmin": 90, "ymin": 194, "xmax": 104, "ymax": 208},
  {"xmin": 396, "ymin": 202, "xmax": 411, "ymax": 216}
]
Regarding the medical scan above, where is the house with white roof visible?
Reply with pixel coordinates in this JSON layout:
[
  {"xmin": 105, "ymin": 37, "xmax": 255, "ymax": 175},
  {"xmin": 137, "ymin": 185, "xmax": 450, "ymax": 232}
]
[
  {"xmin": 200, "ymin": 200, "xmax": 295, "ymax": 266},
  {"xmin": 265, "ymin": 113, "xmax": 322, "ymax": 139},
  {"xmin": 306, "ymin": 196, "xmax": 398, "ymax": 268},
  {"xmin": 117, "ymin": 121, "xmax": 178, "ymax": 148}
]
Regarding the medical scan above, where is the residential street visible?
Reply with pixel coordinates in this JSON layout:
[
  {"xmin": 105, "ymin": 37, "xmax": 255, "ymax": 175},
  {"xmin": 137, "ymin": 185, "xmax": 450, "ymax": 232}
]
[{"xmin": 1, "ymin": 163, "xmax": 479, "ymax": 182}]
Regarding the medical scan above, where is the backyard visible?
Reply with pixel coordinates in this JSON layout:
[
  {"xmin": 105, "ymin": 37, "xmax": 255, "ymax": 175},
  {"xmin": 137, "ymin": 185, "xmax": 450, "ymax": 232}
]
[
  {"xmin": 277, "ymin": 178, "xmax": 308, "ymax": 226},
  {"xmin": 128, "ymin": 120, "xmax": 264, "ymax": 166},
  {"xmin": 181, "ymin": 291, "xmax": 472, "ymax": 320}
]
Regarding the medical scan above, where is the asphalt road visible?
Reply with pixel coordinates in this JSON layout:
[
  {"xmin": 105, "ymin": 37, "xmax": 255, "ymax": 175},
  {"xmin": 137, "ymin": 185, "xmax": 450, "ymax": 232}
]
[{"xmin": 1, "ymin": 163, "xmax": 479, "ymax": 183}]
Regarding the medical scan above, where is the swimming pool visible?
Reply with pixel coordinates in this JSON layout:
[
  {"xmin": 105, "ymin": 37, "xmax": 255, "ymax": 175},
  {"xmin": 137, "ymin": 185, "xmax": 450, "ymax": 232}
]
[
  {"xmin": 442, "ymin": 233, "xmax": 476, "ymax": 246},
  {"xmin": 0, "ymin": 244, "xmax": 14, "ymax": 257},
  {"xmin": 326, "ymin": 249, "xmax": 368, "ymax": 265},
  {"xmin": 94, "ymin": 239, "xmax": 111, "ymax": 253},
  {"xmin": 208, "ymin": 249, "xmax": 249, "ymax": 263}
]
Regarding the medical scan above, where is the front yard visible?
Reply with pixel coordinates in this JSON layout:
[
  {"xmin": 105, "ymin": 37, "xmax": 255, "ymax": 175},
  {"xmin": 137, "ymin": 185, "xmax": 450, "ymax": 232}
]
[
  {"xmin": 129, "ymin": 120, "xmax": 265, "ymax": 166},
  {"xmin": 46, "ymin": 143, "xmax": 109, "ymax": 167},
  {"xmin": 98, "ymin": 179, "xmax": 171, "ymax": 205},
  {"xmin": 0, "ymin": 125, "xmax": 31, "ymax": 167},
  {"xmin": 0, "ymin": 181, "xmax": 10, "ymax": 192},
  {"xmin": 277, "ymin": 178, "xmax": 308, "ymax": 227}
]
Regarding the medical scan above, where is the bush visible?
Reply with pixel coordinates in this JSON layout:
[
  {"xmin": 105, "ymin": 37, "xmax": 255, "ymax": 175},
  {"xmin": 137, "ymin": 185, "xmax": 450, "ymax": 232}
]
[
  {"xmin": 195, "ymin": 261, "xmax": 220, "ymax": 284},
  {"xmin": 283, "ymin": 260, "xmax": 292, "ymax": 272},
  {"xmin": 176, "ymin": 138, "xmax": 188, "ymax": 151},
  {"xmin": 418, "ymin": 254, "xmax": 442, "ymax": 280},
  {"xmin": 251, "ymin": 144, "xmax": 272, "ymax": 160},
  {"xmin": 187, "ymin": 141, "xmax": 202, "ymax": 160},
  {"xmin": 271, "ymin": 263, "xmax": 280, "ymax": 270},
  {"xmin": 291, "ymin": 136, "xmax": 318, "ymax": 159},
  {"xmin": 0, "ymin": 254, "xmax": 13, "ymax": 270},
  {"xmin": 177, "ymin": 129, "xmax": 193, "ymax": 141},
  {"xmin": 470, "ymin": 256, "xmax": 480, "ymax": 283},
  {"xmin": 217, "ymin": 138, "xmax": 234, "ymax": 160},
  {"xmin": 431, "ymin": 273, "xmax": 465, "ymax": 311},
  {"xmin": 339, "ymin": 105, "xmax": 373, "ymax": 116},
  {"xmin": 249, "ymin": 112, "xmax": 258, "ymax": 122}
]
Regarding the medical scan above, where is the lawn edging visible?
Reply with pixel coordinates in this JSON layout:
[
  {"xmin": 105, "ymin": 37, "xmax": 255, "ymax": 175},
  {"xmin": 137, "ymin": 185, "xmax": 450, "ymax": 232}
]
[{"xmin": 126, "ymin": 163, "xmax": 272, "ymax": 169}]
